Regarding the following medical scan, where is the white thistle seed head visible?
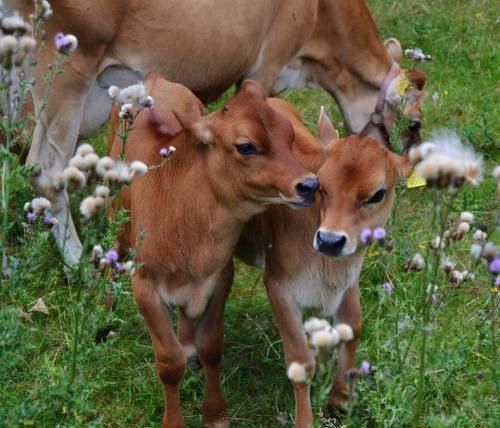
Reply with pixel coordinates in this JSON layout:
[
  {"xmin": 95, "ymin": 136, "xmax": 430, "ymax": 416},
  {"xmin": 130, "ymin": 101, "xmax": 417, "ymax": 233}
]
[
  {"xmin": 303, "ymin": 317, "xmax": 331, "ymax": 334},
  {"xmin": 457, "ymin": 222, "xmax": 470, "ymax": 234},
  {"xmin": 82, "ymin": 153, "xmax": 99, "ymax": 170},
  {"xmin": 335, "ymin": 323, "xmax": 354, "ymax": 342},
  {"xmin": 460, "ymin": 211, "xmax": 474, "ymax": 223},
  {"xmin": 96, "ymin": 156, "xmax": 115, "ymax": 177},
  {"xmin": 80, "ymin": 196, "xmax": 99, "ymax": 219},
  {"xmin": 63, "ymin": 166, "xmax": 86, "ymax": 188},
  {"xmin": 68, "ymin": 155, "xmax": 84, "ymax": 170},
  {"xmin": 473, "ymin": 229, "xmax": 487, "ymax": 242},
  {"xmin": 414, "ymin": 130, "xmax": 483, "ymax": 188},
  {"xmin": 130, "ymin": 160, "xmax": 148, "ymax": 177},
  {"xmin": 287, "ymin": 362, "xmax": 308, "ymax": 383},
  {"xmin": 470, "ymin": 244, "xmax": 483, "ymax": 260},
  {"xmin": 94, "ymin": 185, "xmax": 110, "ymax": 199},
  {"xmin": 76, "ymin": 143, "xmax": 95, "ymax": 157},
  {"xmin": 310, "ymin": 328, "xmax": 340, "ymax": 350},
  {"xmin": 31, "ymin": 197, "xmax": 51, "ymax": 214}
]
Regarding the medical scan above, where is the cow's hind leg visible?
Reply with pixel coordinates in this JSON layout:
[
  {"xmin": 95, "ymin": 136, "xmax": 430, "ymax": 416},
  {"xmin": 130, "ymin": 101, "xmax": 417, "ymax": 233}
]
[
  {"xmin": 178, "ymin": 310, "xmax": 199, "ymax": 365},
  {"xmin": 195, "ymin": 262, "xmax": 234, "ymax": 427},
  {"xmin": 133, "ymin": 274, "xmax": 186, "ymax": 428},
  {"xmin": 329, "ymin": 284, "xmax": 362, "ymax": 411},
  {"xmin": 27, "ymin": 48, "xmax": 104, "ymax": 263}
]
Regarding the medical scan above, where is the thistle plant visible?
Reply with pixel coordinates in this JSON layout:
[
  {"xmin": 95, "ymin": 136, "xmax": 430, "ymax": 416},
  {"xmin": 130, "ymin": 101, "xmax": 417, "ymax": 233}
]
[
  {"xmin": 404, "ymin": 130, "xmax": 486, "ymax": 425},
  {"xmin": 0, "ymin": 1, "xmax": 76, "ymax": 275},
  {"xmin": 108, "ymin": 83, "xmax": 153, "ymax": 160},
  {"xmin": 286, "ymin": 318, "xmax": 363, "ymax": 427}
]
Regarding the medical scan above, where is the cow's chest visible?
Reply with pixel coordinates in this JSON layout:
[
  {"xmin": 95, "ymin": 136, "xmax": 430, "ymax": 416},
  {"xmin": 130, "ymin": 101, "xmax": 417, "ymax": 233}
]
[{"xmin": 286, "ymin": 265, "xmax": 359, "ymax": 316}]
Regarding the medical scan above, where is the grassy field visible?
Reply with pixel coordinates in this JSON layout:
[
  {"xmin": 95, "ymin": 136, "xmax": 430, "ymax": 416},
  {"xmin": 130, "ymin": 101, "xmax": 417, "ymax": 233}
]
[{"xmin": 1, "ymin": 0, "xmax": 499, "ymax": 426}]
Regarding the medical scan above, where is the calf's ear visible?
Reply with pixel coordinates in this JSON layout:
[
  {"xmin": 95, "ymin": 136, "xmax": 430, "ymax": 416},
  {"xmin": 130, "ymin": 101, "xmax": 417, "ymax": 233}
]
[
  {"xmin": 316, "ymin": 106, "xmax": 339, "ymax": 153},
  {"xmin": 241, "ymin": 79, "xmax": 267, "ymax": 100},
  {"xmin": 392, "ymin": 153, "xmax": 414, "ymax": 179},
  {"xmin": 174, "ymin": 110, "xmax": 214, "ymax": 145},
  {"xmin": 384, "ymin": 38, "xmax": 402, "ymax": 64}
]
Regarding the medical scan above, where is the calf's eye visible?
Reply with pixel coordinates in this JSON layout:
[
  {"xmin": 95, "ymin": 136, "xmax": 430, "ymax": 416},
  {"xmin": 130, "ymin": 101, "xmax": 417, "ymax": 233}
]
[
  {"xmin": 236, "ymin": 142, "xmax": 259, "ymax": 156},
  {"xmin": 365, "ymin": 189, "xmax": 386, "ymax": 204}
]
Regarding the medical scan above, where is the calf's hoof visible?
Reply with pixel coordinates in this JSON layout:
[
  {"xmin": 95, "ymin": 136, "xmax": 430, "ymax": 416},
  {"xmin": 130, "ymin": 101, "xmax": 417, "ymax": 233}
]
[{"xmin": 204, "ymin": 416, "xmax": 228, "ymax": 428}]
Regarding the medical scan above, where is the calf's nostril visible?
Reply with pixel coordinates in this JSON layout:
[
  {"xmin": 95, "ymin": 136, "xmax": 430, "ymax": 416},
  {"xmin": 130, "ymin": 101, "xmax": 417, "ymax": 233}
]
[
  {"xmin": 296, "ymin": 177, "xmax": 319, "ymax": 197},
  {"xmin": 408, "ymin": 120, "xmax": 421, "ymax": 132}
]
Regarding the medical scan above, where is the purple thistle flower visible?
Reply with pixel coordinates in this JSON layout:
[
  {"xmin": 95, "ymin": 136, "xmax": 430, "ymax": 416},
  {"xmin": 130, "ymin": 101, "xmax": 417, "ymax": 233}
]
[
  {"xmin": 114, "ymin": 262, "xmax": 124, "ymax": 273},
  {"xmin": 27, "ymin": 212, "xmax": 37, "ymax": 223},
  {"xmin": 54, "ymin": 33, "xmax": 67, "ymax": 50},
  {"xmin": 159, "ymin": 148, "xmax": 168, "ymax": 158},
  {"xmin": 489, "ymin": 258, "xmax": 500, "ymax": 274},
  {"xmin": 382, "ymin": 282, "xmax": 393, "ymax": 295},
  {"xmin": 105, "ymin": 250, "xmax": 119, "ymax": 264},
  {"xmin": 360, "ymin": 228, "xmax": 372, "ymax": 244},
  {"xmin": 431, "ymin": 294, "xmax": 437, "ymax": 304},
  {"xmin": 43, "ymin": 214, "xmax": 52, "ymax": 225},
  {"xmin": 360, "ymin": 360, "xmax": 371, "ymax": 375},
  {"xmin": 373, "ymin": 227, "xmax": 387, "ymax": 241},
  {"xmin": 496, "ymin": 277, "xmax": 500, "ymax": 287}
]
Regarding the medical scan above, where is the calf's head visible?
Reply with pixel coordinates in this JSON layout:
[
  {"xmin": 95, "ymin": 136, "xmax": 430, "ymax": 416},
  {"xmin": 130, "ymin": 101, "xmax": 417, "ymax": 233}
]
[
  {"xmin": 312, "ymin": 110, "xmax": 413, "ymax": 257},
  {"xmin": 172, "ymin": 80, "xmax": 318, "ymax": 208}
]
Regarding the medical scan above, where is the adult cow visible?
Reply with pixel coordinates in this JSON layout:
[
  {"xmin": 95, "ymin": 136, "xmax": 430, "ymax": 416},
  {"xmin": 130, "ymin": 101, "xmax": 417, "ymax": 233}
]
[{"xmin": 6, "ymin": 0, "xmax": 426, "ymax": 262}]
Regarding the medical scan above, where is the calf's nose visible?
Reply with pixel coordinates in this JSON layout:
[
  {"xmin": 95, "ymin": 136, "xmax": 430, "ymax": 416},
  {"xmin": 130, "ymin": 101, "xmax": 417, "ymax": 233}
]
[
  {"xmin": 315, "ymin": 230, "xmax": 347, "ymax": 257},
  {"xmin": 408, "ymin": 119, "xmax": 422, "ymax": 132},
  {"xmin": 295, "ymin": 177, "xmax": 319, "ymax": 199}
]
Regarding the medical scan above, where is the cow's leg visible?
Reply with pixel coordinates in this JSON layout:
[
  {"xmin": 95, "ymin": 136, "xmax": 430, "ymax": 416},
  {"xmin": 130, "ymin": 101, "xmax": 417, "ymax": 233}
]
[
  {"xmin": 195, "ymin": 262, "xmax": 233, "ymax": 428},
  {"xmin": 133, "ymin": 274, "xmax": 186, "ymax": 428},
  {"xmin": 329, "ymin": 284, "xmax": 362, "ymax": 410},
  {"xmin": 265, "ymin": 276, "xmax": 315, "ymax": 428},
  {"xmin": 27, "ymin": 50, "xmax": 103, "ymax": 263},
  {"xmin": 177, "ymin": 310, "xmax": 197, "ymax": 361}
]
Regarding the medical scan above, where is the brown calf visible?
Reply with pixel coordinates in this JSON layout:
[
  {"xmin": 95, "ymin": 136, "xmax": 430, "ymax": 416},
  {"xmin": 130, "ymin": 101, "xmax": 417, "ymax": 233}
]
[
  {"xmin": 245, "ymin": 98, "xmax": 413, "ymax": 427},
  {"xmin": 109, "ymin": 74, "xmax": 318, "ymax": 427}
]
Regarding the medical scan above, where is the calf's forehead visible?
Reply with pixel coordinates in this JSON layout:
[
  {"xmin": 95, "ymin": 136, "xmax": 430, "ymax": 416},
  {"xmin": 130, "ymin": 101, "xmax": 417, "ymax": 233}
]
[
  {"xmin": 320, "ymin": 137, "xmax": 396, "ymax": 192},
  {"xmin": 223, "ymin": 94, "xmax": 293, "ymax": 147}
]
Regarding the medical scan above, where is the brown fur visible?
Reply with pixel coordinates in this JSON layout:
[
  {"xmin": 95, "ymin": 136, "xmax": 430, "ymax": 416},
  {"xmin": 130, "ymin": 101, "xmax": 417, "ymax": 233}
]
[
  {"xmin": 5, "ymin": 0, "xmax": 427, "ymax": 261},
  {"xmin": 109, "ymin": 74, "xmax": 316, "ymax": 427},
  {"xmin": 237, "ymin": 98, "xmax": 413, "ymax": 427}
]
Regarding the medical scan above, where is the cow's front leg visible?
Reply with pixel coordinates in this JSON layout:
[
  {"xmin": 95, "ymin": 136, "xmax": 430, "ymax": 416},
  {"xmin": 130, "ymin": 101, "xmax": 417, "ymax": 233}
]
[
  {"xmin": 329, "ymin": 284, "xmax": 362, "ymax": 411},
  {"xmin": 133, "ymin": 274, "xmax": 186, "ymax": 428},
  {"xmin": 195, "ymin": 262, "xmax": 234, "ymax": 427},
  {"xmin": 265, "ymin": 275, "xmax": 315, "ymax": 428},
  {"xmin": 27, "ymin": 47, "xmax": 104, "ymax": 263}
]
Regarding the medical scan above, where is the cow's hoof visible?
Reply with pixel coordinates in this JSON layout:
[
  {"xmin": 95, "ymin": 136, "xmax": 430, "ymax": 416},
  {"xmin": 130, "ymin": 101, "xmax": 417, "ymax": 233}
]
[{"xmin": 204, "ymin": 417, "xmax": 228, "ymax": 428}]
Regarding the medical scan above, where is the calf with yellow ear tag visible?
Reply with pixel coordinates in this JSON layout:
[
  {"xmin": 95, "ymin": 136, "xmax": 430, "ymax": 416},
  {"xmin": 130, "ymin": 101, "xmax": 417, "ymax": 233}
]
[{"xmin": 243, "ymin": 98, "xmax": 416, "ymax": 427}]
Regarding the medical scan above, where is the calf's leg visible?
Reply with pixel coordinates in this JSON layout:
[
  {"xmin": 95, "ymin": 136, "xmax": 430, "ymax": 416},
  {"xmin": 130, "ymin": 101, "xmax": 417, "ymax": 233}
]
[
  {"xmin": 265, "ymin": 275, "xmax": 315, "ymax": 428},
  {"xmin": 329, "ymin": 284, "xmax": 362, "ymax": 410},
  {"xmin": 195, "ymin": 262, "xmax": 234, "ymax": 427},
  {"xmin": 133, "ymin": 274, "xmax": 186, "ymax": 428},
  {"xmin": 178, "ymin": 310, "xmax": 197, "ymax": 361}
]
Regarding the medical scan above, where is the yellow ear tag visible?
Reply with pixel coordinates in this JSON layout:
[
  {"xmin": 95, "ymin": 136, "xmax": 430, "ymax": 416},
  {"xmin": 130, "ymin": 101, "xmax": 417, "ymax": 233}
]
[
  {"xmin": 397, "ymin": 78, "xmax": 410, "ymax": 96},
  {"xmin": 407, "ymin": 169, "xmax": 427, "ymax": 188}
]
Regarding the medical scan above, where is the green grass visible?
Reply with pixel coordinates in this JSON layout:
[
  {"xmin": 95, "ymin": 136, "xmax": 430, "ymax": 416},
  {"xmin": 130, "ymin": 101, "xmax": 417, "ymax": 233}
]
[{"xmin": 1, "ymin": 0, "xmax": 499, "ymax": 427}]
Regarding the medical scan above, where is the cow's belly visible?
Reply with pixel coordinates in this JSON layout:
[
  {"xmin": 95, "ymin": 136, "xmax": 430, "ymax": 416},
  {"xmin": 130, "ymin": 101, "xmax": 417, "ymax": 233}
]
[{"xmin": 107, "ymin": 0, "xmax": 284, "ymax": 102}]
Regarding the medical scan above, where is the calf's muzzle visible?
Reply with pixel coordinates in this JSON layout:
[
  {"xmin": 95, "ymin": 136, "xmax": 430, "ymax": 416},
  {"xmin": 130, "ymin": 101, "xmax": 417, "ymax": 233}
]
[
  {"xmin": 294, "ymin": 176, "xmax": 319, "ymax": 205},
  {"xmin": 314, "ymin": 229, "xmax": 347, "ymax": 257}
]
